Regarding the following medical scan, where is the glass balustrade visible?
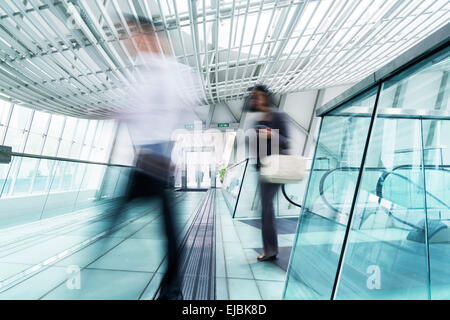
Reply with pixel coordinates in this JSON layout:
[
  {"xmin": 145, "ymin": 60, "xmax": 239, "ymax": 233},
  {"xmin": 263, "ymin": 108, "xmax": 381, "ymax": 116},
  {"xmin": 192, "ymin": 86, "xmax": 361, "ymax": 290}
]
[{"xmin": 284, "ymin": 43, "xmax": 450, "ymax": 300}]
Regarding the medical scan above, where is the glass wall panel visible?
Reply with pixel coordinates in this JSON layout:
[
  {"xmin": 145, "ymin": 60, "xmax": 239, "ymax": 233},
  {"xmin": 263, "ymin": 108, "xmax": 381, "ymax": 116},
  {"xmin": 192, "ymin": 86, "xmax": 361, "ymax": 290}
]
[
  {"xmin": 277, "ymin": 180, "xmax": 308, "ymax": 216},
  {"xmin": 232, "ymin": 162, "xmax": 260, "ymax": 218},
  {"xmin": 0, "ymin": 157, "xmax": 119, "ymax": 230},
  {"xmin": 57, "ymin": 117, "xmax": 77, "ymax": 158},
  {"xmin": 284, "ymin": 44, "xmax": 450, "ymax": 300},
  {"xmin": 0, "ymin": 161, "xmax": 11, "ymax": 197},
  {"xmin": 0, "ymin": 100, "xmax": 123, "ymax": 231},
  {"xmin": 11, "ymin": 158, "xmax": 39, "ymax": 195},
  {"xmin": 31, "ymin": 159, "xmax": 54, "ymax": 194},
  {"xmin": 228, "ymin": 160, "xmax": 307, "ymax": 218},
  {"xmin": 4, "ymin": 105, "xmax": 33, "ymax": 152},
  {"xmin": 0, "ymin": 157, "xmax": 20, "ymax": 196},
  {"xmin": 422, "ymin": 119, "xmax": 450, "ymax": 300},
  {"xmin": 0, "ymin": 157, "xmax": 47, "ymax": 228},
  {"xmin": 70, "ymin": 119, "xmax": 88, "ymax": 159},
  {"xmin": 0, "ymin": 101, "xmax": 12, "ymax": 143},
  {"xmin": 334, "ymin": 117, "xmax": 429, "ymax": 299},
  {"xmin": 41, "ymin": 161, "xmax": 81, "ymax": 219},
  {"xmin": 89, "ymin": 121, "xmax": 104, "ymax": 162},
  {"xmin": 222, "ymin": 159, "xmax": 248, "ymax": 216},
  {"xmin": 98, "ymin": 165, "xmax": 122, "ymax": 200},
  {"xmin": 98, "ymin": 120, "xmax": 116, "ymax": 162},
  {"xmin": 24, "ymin": 110, "xmax": 50, "ymax": 155},
  {"xmin": 113, "ymin": 167, "xmax": 131, "ymax": 198},
  {"xmin": 334, "ymin": 46, "xmax": 450, "ymax": 300},
  {"xmin": 284, "ymin": 88, "xmax": 377, "ymax": 299},
  {"xmin": 80, "ymin": 121, "xmax": 97, "ymax": 160},
  {"xmin": 74, "ymin": 164, "xmax": 107, "ymax": 210},
  {"xmin": 42, "ymin": 114, "xmax": 64, "ymax": 156}
]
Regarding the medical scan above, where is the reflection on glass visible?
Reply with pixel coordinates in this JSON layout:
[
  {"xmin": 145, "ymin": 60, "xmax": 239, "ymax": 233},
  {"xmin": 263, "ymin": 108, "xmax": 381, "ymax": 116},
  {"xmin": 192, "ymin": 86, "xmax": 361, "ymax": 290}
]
[
  {"xmin": 335, "ymin": 118, "xmax": 429, "ymax": 299},
  {"xmin": 232, "ymin": 161, "xmax": 260, "ymax": 218},
  {"xmin": 4, "ymin": 105, "xmax": 32, "ymax": 152},
  {"xmin": 0, "ymin": 102, "xmax": 123, "ymax": 230},
  {"xmin": 423, "ymin": 119, "xmax": 450, "ymax": 299},
  {"xmin": 0, "ymin": 101, "xmax": 12, "ymax": 142},
  {"xmin": 24, "ymin": 110, "xmax": 50, "ymax": 155},
  {"xmin": 0, "ymin": 157, "xmax": 46, "ymax": 227},
  {"xmin": 284, "ymin": 45, "xmax": 450, "ymax": 300},
  {"xmin": 222, "ymin": 159, "xmax": 248, "ymax": 216},
  {"xmin": 0, "ymin": 161, "xmax": 11, "ymax": 197},
  {"xmin": 277, "ymin": 180, "xmax": 308, "ymax": 216},
  {"xmin": 228, "ymin": 159, "xmax": 306, "ymax": 219},
  {"xmin": 31, "ymin": 159, "xmax": 54, "ymax": 194},
  {"xmin": 42, "ymin": 162, "xmax": 80, "ymax": 219},
  {"xmin": 11, "ymin": 158, "xmax": 39, "ymax": 195},
  {"xmin": 42, "ymin": 114, "xmax": 64, "ymax": 156},
  {"xmin": 99, "ymin": 166, "xmax": 122, "ymax": 200},
  {"xmin": 73, "ymin": 164, "xmax": 105, "ymax": 210},
  {"xmin": 334, "ymin": 47, "xmax": 450, "ymax": 300},
  {"xmin": 284, "ymin": 88, "xmax": 377, "ymax": 299}
]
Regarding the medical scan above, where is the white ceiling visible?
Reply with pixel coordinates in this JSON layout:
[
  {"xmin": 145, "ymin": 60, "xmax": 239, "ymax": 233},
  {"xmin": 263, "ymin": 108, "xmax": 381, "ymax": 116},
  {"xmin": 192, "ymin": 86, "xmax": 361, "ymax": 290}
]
[{"xmin": 0, "ymin": 0, "xmax": 449, "ymax": 118}]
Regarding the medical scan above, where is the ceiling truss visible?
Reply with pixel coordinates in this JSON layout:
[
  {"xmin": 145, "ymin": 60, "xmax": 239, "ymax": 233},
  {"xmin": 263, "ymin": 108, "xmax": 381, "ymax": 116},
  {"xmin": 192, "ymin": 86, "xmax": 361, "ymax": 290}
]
[{"xmin": 0, "ymin": 0, "xmax": 447, "ymax": 118}]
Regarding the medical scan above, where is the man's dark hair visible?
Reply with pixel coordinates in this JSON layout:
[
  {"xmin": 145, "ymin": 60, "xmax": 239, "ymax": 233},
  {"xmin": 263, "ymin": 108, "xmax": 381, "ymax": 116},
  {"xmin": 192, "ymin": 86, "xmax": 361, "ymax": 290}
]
[{"xmin": 122, "ymin": 13, "xmax": 156, "ymax": 34}]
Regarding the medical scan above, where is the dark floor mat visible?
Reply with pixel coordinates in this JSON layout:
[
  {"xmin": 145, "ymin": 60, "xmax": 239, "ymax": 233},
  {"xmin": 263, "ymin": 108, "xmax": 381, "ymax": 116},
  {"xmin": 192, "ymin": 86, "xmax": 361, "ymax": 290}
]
[
  {"xmin": 239, "ymin": 217, "xmax": 298, "ymax": 234},
  {"xmin": 254, "ymin": 246, "xmax": 292, "ymax": 271},
  {"xmin": 154, "ymin": 189, "xmax": 216, "ymax": 300}
]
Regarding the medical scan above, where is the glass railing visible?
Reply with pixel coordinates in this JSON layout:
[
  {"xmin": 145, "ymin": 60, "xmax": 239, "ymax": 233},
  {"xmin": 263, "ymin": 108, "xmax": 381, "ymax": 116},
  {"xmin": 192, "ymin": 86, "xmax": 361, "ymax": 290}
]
[
  {"xmin": 0, "ymin": 152, "xmax": 132, "ymax": 230},
  {"xmin": 221, "ymin": 158, "xmax": 249, "ymax": 217},
  {"xmin": 304, "ymin": 164, "xmax": 450, "ymax": 229},
  {"xmin": 0, "ymin": 151, "xmax": 196, "ymax": 295},
  {"xmin": 221, "ymin": 158, "xmax": 308, "ymax": 218},
  {"xmin": 284, "ymin": 42, "xmax": 450, "ymax": 300}
]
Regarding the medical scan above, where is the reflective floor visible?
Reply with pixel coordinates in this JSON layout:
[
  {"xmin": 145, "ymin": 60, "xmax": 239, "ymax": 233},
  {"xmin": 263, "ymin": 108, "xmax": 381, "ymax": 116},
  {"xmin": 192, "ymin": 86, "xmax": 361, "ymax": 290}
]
[
  {"xmin": 0, "ymin": 190, "xmax": 295, "ymax": 300},
  {"xmin": 215, "ymin": 191, "xmax": 296, "ymax": 300}
]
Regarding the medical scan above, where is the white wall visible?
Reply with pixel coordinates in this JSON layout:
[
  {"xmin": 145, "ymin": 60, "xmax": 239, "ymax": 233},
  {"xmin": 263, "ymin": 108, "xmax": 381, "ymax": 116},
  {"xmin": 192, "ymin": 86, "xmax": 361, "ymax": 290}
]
[
  {"xmin": 282, "ymin": 90, "xmax": 319, "ymax": 129},
  {"xmin": 320, "ymin": 85, "xmax": 353, "ymax": 106},
  {"xmin": 224, "ymin": 84, "xmax": 355, "ymax": 164}
]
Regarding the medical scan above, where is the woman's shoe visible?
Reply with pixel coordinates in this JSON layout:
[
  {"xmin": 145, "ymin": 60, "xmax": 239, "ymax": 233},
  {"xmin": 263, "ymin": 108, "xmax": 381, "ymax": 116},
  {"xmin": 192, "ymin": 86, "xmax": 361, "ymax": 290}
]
[{"xmin": 257, "ymin": 253, "xmax": 277, "ymax": 262}]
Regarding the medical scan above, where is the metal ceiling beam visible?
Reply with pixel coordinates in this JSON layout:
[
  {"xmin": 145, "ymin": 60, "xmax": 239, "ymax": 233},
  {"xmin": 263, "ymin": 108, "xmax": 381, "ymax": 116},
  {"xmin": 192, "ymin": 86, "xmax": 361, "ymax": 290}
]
[{"xmin": 0, "ymin": 0, "xmax": 446, "ymax": 117}]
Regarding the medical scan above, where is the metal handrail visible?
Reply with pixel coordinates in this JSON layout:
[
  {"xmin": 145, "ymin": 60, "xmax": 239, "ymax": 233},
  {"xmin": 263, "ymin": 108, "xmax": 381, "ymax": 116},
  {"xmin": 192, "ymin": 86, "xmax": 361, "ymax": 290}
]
[
  {"xmin": 10, "ymin": 151, "xmax": 133, "ymax": 168},
  {"xmin": 225, "ymin": 157, "xmax": 250, "ymax": 171},
  {"xmin": 317, "ymin": 165, "xmax": 450, "ymax": 230},
  {"xmin": 281, "ymin": 184, "xmax": 302, "ymax": 208}
]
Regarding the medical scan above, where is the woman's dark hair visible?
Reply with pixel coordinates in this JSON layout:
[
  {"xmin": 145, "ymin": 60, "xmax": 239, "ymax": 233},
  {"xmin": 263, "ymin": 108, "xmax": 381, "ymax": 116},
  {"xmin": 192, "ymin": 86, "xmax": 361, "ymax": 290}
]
[
  {"xmin": 250, "ymin": 84, "xmax": 271, "ymax": 94},
  {"xmin": 245, "ymin": 84, "xmax": 276, "ymax": 112}
]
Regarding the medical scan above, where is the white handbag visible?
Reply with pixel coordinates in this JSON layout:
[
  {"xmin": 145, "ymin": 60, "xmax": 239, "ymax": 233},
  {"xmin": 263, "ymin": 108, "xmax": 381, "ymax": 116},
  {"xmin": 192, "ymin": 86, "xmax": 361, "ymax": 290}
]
[{"xmin": 260, "ymin": 154, "xmax": 307, "ymax": 184}]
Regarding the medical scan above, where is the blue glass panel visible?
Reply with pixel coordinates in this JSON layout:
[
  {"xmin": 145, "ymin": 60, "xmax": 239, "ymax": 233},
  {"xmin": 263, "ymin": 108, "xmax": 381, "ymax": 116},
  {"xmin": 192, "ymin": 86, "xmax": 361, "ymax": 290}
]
[
  {"xmin": 334, "ymin": 46, "xmax": 450, "ymax": 300},
  {"xmin": 422, "ymin": 119, "xmax": 450, "ymax": 299},
  {"xmin": 221, "ymin": 159, "xmax": 248, "ymax": 217},
  {"xmin": 284, "ymin": 88, "xmax": 377, "ymax": 299},
  {"xmin": 0, "ymin": 157, "xmax": 47, "ymax": 228},
  {"xmin": 334, "ymin": 118, "xmax": 429, "ymax": 299}
]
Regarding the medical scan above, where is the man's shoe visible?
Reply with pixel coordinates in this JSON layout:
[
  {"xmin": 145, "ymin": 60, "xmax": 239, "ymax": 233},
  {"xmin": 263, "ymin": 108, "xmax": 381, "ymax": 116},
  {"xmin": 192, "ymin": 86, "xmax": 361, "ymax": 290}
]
[{"xmin": 257, "ymin": 253, "xmax": 277, "ymax": 262}]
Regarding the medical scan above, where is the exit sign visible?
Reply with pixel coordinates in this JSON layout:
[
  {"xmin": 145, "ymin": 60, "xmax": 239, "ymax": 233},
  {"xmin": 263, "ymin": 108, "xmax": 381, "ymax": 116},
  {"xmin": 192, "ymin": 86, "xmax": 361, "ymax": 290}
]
[
  {"xmin": 218, "ymin": 123, "xmax": 229, "ymax": 128},
  {"xmin": 185, "ymin": 124, "xmax": 194, "ymax": 129}
]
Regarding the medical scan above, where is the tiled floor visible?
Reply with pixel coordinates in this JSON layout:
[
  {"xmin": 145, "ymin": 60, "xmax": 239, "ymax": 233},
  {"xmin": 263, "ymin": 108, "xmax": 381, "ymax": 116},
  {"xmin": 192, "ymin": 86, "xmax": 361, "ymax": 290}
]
[
  {"xmin": 0, "ymin": 193, "xmax": 203, "ymax": 300},
  {"xmin": 0, "ymin": 190, "xmax": 298, "ymax": 300},
  {"xmin": 215, "ymin": 191, "xmax": 297, "ymax": 300}
]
